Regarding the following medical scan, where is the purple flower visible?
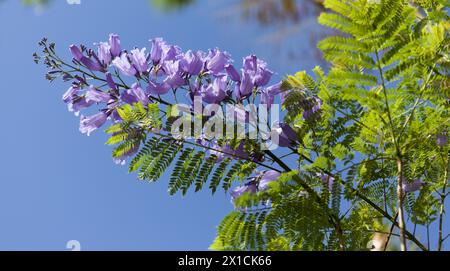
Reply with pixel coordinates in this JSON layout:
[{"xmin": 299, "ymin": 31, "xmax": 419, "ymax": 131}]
[
  {"xmin": 130, "ymin": 48, "xmax": 149, "ymax": 74},
  {"xmin": 112, "ymin": 53, "xmax": 137, "ymax": 77},
  {"xmin": 80, "ymin": 57, "xmax": 103, "ymax": 72},
  {"xmin": 225, "ymin": 64, "xmax": 241, "ymax": 82},
  {"xmin": 147, "ymin": 80, "xmax": 171, "ymax": 95},
  {"xmin": 180, "ymin": 50, "xmax": 203, "ymax": 75},
  {"xmin": 201, "ymin": 75, "xmax": 228, "ymax": 103},
  {"xmin": 318, "ymin": 173, "xmax": 335, "ymax": 190},
  {"xmin": 150, "ymin": 38, "xmax": 165, "ymax": 63},
  {"xmin": 235, "ymin": 71, "xmax": 253, "ymax": 100},
  {"xmin": 68, "ymin": 97, "xmax": 95, "ymax": 116},
  {"xmin": 79, "ymin": 112, "xmax": 108, "ymax": 136},
  {"xmin": 261, "ymin": 82, "xmax": 282, "ymax": 107},
  {"xmin": 105, "ymin": 72, "xmax": 117, "ymax": 90},
  {"xmin": 97, "ymin": 42, "xmax": 112, "ymax": 66},
  {"xmin": 402, "ymin": 179, "xmax": 425, "ymax": 193},
  {"xmin": 162, "ymin": 44, "xmax": 182, "ymax": 62},
  {"xmin": 207, "ymin": 141, "xmax": 249, "ymax": 162},
  {"xmin": 303, "ymin": 97, "xmax": 322, "ymax": 120},
  {"xmin": 271, "ymin": 123, "xmax": 298, "ymax": 147},
  {"xmin": 162, "ymin": 60, "xmax": 185, "ymax": 88},
  {"xmin": 437, "ymin": 134, "xmax": 447, "ymax": 147},
  {"xmin": 231, "ymin": 182, "xmax": 257, "ymax": 203},
  {"xmin": 69, "ymin": 45, "xmax": 84, "ymax": 61},
  {"xmin": 242, "ymin": 55, "xmax": 273, "ymax": 87},
  {"xmin": 85, "ymin": 86, "xmax": 111, "ymax": 103},
  {"xmin": 121, "ymin": 83, "xmax": 149, "ymax": 106},
  {"xmin": 109, "ymin": 34, "xmax": 121, "ymax": 58},
  {"xmin": 257, "ymin": 170, "xmax": 281, "ymax": 191},
  {"xmin": 206, "ymin": 49, "xmax": 230, "ymax": 75},
  {"xmin": 62, "ymin": 86, "xmax": 80, "ymax": 103}
]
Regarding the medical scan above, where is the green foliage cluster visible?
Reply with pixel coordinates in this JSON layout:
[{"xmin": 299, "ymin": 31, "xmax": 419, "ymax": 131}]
[
  {"xmin": 211, "ymin": 0, "xmax": 449, "ymax": 251},
  {"xmin": 105, "ymin": 102, "xmax": 258, "ymax": 196}
]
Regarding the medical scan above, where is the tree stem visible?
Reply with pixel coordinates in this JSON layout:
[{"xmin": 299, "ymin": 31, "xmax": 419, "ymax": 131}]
[
  {"xmin": 438, "ymin": 157, "xmax": 449, "ymax": 251},
  {"xmin": 396, "ymin": 157, "xmax": 407, "ymax": 251}
]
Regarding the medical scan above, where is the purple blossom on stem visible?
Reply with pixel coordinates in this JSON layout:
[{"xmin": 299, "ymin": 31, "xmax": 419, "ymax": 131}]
[
  {"xmin": 257, "ymin": 170, "xmax": 281, "ymax": 191},
  {"xmin": 225, "ymin": 64, "xmax": 241, "ymax": 82},
  {"xmin": 242, "ymin": 55, "xmax": 273, "ymax": 87},
  {"xmin": 85, "ymin": 86, "xmax": 111, "ymax": 103},
  {"xmin": 80, "ymin": 57, "xmax": 103, "ymax": 72},
  {"xmin": 318, "ymin": 173, "xmax": 335, "ymax": 190},
  {"xmin": 109, "ymin": 34, "xmax": 121, "ymax": 58},
  {"xmin": 130, "ymin": 48, "xmax": 149, "ymax": 74},
  {"xmin": 69, "ymin": 45, "xmax": 84, "ymax": 61},
  {"xmin": 180, "ymin": 50, "xmax": 203, "ymax": 75},
  {"xmin": 402, "ymin": 179, "xmax": 425, "ymax": 193},
  {"xmin": 206, "ymin": 49, "xmax": 230, "ymax": 75},
  {"xmin": 231, "ymin": 182, "xmax": 257, "ymax": 203},
  {"xmin": 121, "ymin": 83, "xmax": 149, "ymax": 106},
  {"xmin": 201, "ymin": 75, "xmax": 228, "ymax": 104},
  {"xmin": 112, "ymin": 53, "xmax": 137, "ymax": 77},
  {"xmin": 62, "ymin": 86, "xmax": 80, "ymax": 103},
  {"xmin": 97, "ymin": 42, "xmax": 112, "ymax": 66},
  {"xmin": 303, "ymin": 97, "xmax": 322, "ymax": 120},
  {"xmin": 271, "ymin": 123, "xmax": 298, "ymax": 148},
  {"xmin": 68, "ymin": 97, "xmax": 95, "ymax": 116},
  {"xmin": 105, "ymin": 72, "xmax": 117, "ymax": 90},
  {"xmin": 235, "ymin": 71, "xmax": 253, "ymax": 100},
  {"xmin": 261, "ymin": 82, "xmax": 282, "ymax": 107},
  {"xmin": 147, "ymin": 80, "xmax": 171, "ymax": 95},
  {"xmin": 79, "ymin": 112, "xmax": 108, "ymax": 136}
]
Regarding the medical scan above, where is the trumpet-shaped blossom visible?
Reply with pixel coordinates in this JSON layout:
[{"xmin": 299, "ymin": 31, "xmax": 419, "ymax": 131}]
[
  {"xmin": 105, "ymin": 72, "xmax": 117, "ymax": 90},
  {"xmin": 235, "ymin": 71, "xmax": 254, "ymax": 100},
  {"xmin": 121, "ymin": 83, "xmax": 149, "ymax": 105},
  {"xmin": 109, "ymin": 34, "xmax": 121, "ymax": 58},
  {"xmin": 69, "ymin": 45, "xmax": 84, "ymax": 61},
  {"xmin": 180, "ymin": 50, "xmax": 203, "ymax": 75},
  {"xmin": 97, "ymin": 42, "xmax": 112, "ymax": 66},
  {"xmin": 112, "ymin": 53, "xmax": 137, "ymax": 77},
  {"xmin": 225, "ymin": 64, "xmax": 241, "ymax": 82},
  {"xmin": 318, "ymin": 173, "xmax": 335, "ymax": 190},
  {"xmin": 402, "ymin": 179, "xmax": 425, "ymax": 193},
  {"xmin": 147, "ymin": 80, "xmax": 171, "ymax": 95},
  {"xmin": 85, "ymin": 86, "xmax": 112, "ymax": 103},
  {"xmin": 303, "ymin": 97, "xmax": 322, "ymax": 120},
  {"xmin": 150, "ymin": 38, "xmax": 182, "ymax": 63},
  {"xmin": 62, "ymin": 86, "xmax": 80, "ymax": 103},
  {"xmin": 150, "ymin": 38, "xmax": 165, "ymax": 63},
  {"xmin": 231, "ymin": 170, "xmax": 280, "ymax": 204},
  {"xmin": 201, "ymin": 75, "xmax": 228, "ymax": 104},
  {"xmin": 231, "ymin": 182, "xmax": 257, "ymax": 203},
  {"xmin": 242, "ymin": 55, "xmax": 273, "ymax": 87},
  {"xmin": 206, "ymin": 49, "xmax": 231, "ymax": 75},
  {"xmin": 130, "ymin": 48, "xmax": 149, "ymax": 74},
  {"xmin": 271, "ymin": 123, "xmax": 298, "ymax": 147},
  {"xmin": 80, "ymin": 57, "xmax": 103, "ymax": 72},
  {"xmin": 261, "ymin": 82, "xmax": 282, "ymax": 107},
  {"xmin": 257, "ymin": 170, "xmax": 281, "ymax": 191},
  {"xmin": 79, "ymin": 112, "xmax": 108, "ymax": 136},
  {"xmin": 68, "ymin": 97, "xmax": 95, "ymax": 116}
]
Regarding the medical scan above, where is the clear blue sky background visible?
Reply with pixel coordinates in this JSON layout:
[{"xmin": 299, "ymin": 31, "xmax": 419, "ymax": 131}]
[{"xmin": 0, "ymin": 0, "xmax": 324, "ymax": 250}]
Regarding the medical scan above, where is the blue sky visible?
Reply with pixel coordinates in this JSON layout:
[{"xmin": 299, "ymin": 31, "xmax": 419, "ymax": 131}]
[{"xmin": 0, "ymin": 0, "xmax": 324, "ymax": 250}]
